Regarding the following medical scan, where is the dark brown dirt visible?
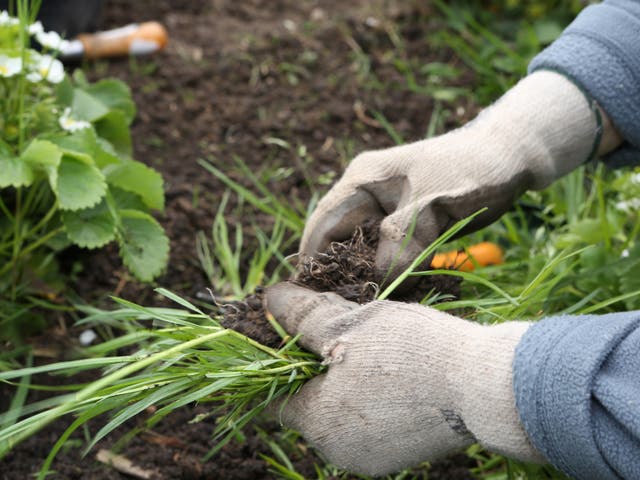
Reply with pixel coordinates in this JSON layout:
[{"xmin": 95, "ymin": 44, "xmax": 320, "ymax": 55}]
[
  {"xmin": 2, "ymin": 0, "xmax": 480, "ymax": 478},
  {"xmin": 295, "ymin": 220, "xmax": 380, "ymax": 304},
  {"xmin": 219, "ymin": 286, "xmax": 284, "ymax": 349}
]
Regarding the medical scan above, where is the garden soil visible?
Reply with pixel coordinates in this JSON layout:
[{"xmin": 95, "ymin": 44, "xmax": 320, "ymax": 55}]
[{"xmin": 1, "ymin": 0, "xmax": 480, "ymax": 478}]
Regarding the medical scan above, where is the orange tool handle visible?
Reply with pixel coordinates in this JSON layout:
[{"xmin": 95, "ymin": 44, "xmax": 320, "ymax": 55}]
[
  {"xmin": 77, "ymin": 22, "xmax": 168, "ymax": 59},
  {"xmin": 430, "ymin": 242, "xmax": 504, "ymax": 272}
]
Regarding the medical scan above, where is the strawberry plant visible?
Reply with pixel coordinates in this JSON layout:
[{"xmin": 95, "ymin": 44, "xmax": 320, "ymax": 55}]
[{"xmin": 0, "ymin": 3, "xmax": 169, "ymax": 340}]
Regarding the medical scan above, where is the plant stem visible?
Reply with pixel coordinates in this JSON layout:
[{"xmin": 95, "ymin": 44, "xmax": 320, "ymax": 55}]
[
  {"xmin": 0, "ymin": 195, "xmax": 14, "ymax": 222},
  {"xmin": 23, "ymin": 202, "xmax": 57, "ymax": 241},
  {"xmin": 0, "ymin": 226, "xmax": 64, "ymax": 278},
  {"xmin": 16, "ymin": 0, "xmax": 28, "ymax": 153}
]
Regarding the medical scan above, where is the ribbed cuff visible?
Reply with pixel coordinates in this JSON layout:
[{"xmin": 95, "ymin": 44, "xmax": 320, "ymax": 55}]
[{"xmin": 513, "ymin": 312, "xmax": 640, "ymax": 479}]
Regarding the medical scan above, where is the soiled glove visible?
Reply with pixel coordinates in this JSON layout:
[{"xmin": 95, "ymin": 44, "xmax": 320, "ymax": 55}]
[
  {"xmin": 266, "ymin": 283, "xmax": 544, "ymax": 476},
  {"xmin": 301, "ymin": 70, "xmax": 602, "ymax": 280}
]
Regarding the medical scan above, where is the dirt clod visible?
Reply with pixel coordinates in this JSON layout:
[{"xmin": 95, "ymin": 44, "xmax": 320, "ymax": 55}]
[
  {"xmin": 295, "ymin": 220, "xmax": 380, "ymax": 303},
  {"xmin": 220, "ymin": 288, "xmax": 283, "ymax": 349}
]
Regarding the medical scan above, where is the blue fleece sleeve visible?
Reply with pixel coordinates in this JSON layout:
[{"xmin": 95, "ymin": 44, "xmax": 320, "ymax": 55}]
[
  {"xmin": 513, "ymin": 312, "xmax": 640, "ymax": 479},
  {"xmin": 528, "ymin": 0, "xmax": 640, "ymax": 166}
]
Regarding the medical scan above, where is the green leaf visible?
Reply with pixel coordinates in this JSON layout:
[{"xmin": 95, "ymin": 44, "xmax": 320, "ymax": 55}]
[
  {"xmin": 0, "ymin": 156, "xmax": 34, "ymax": 188},
  {"xmin": 111, "ymin": 187, "xmax": 148, "ymax": 212},
  {"xmin": 85, "ymin": 79, "xmax": 136, "ymax": 125},
  {"xmin": 118, "ymin": 210, "xmax": 169, "ymax": 281},
  {"xmin": 534, "ymin": 20, "xmax": 563, "ymax": 45},
  {"xmin": 71, "ymin": 89, "xmax": 109, "ymax": 122},
  {"xmin": 55, "ymin": 76, "xmax": 74, "ymax": 107},
  {"xmin": 62, "ymin": 199, "xmax": 117, "ymax": 249},
  {"xmin": 0, "ymin": 140, "xmax": 35, "ymax": 189},
  {"xmin": 56, "ymin": 156, "xmax": 107, "ymax": 211},
  {"xmin": 556, "ymin": 218, "xmax": 607, "ymax": 247},
  {"xmin": 50, "ymin": 129, "xmax": 120, "ymax": 169},
  {"xmin": 21, "ymin": 139, "xmax": 62, "ymax": 168},
  {"xmin": 94, "ymin": 110, "xmax": 132, "ymax": 157},
  {"xmin": 106, "ymin": 160, "xmax": 164, "ymax": 210},
  {"xmin": 49, "ymin": 131, "xmax": 96, "ymax": 165},
  {"xmin": 94, "ymin": 138, "xmax": 121, "ymax": 169}
]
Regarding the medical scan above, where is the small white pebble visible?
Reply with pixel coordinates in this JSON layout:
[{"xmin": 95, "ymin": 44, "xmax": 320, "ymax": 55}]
[
  {"xmin": 310, "ymin": 8, "xmax": 326, "ymax": 21},
  {"xmin": 283, "ymin": 19, "xmax": 296, "ymax": 32},
  {"xmin": 79, "ymin": 329, "xmax": 97, "ymax": 346},
  {"xmin": 456, "ymin": 106, "xmax": 466, "ymax": 116},
  {"xmin": 365, "ymin": 16, "xmax": 380, "ymax": 28}
]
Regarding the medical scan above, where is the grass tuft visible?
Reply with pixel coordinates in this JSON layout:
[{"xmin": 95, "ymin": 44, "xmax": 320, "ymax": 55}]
[{"xmin": 0, "ymin": 288, "xmax": 323, "ymax": 478}]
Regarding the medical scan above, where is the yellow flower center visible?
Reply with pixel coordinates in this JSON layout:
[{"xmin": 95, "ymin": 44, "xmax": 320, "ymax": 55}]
[{"xmin": 0, "ymin": 65, "xmax": 7, "ymax": 75}]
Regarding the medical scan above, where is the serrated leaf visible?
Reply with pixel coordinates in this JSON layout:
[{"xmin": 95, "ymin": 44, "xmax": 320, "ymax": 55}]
[
  {"xmin": 106, "ymin": 160, "xmax": 164, "ymax": 210},
  {"xmin": 94, "ymin": 137, "xmax": 121, "ymax": 168},
  {"xmin": 111, "ymin": 187, "xmax": 148, "ymax": 212},
  {"xmin": 85, "ymin": 79, "xmax": 136, "ymax": 125},
  {"xmin": 72, "ymin": 88, "xmax": 109, "ymax": 122},
  {"xmin": 49, "ymin": 130, "xmax": 96, "ymax": 165},
  {"xmin": 62, "ymin": 199, "xmax": 117, "ymax": 249},
  {"xmin": 56, "ymin": 156, "xmax": 107, "ymax": 211},
  {"xmin": 0, "ymin": 156, "xmax": 34, "ymax": 188},
  {"xmin": 94, "ymin": 110, "xmax": 132, "ymax": 157},
  {"xmin": 50, "ymin": 129, "xmax": 120, "ymax": 169},
  {"xmin": 118, "ymin": 210, "xmax": 169, "ymax": 282},
  {"xmin": 21, "ymin": 139, "xmax": 62, "ymax": 168}
]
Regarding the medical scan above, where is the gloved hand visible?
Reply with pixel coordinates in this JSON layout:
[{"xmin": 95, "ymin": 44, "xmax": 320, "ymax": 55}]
[
  {"xmin": 301, "ymin": 70, "xmax": 605, "ymax": 280},
  {"xmin": 266, "ymin": 283, "xmax": 545, "ymax": 476}
]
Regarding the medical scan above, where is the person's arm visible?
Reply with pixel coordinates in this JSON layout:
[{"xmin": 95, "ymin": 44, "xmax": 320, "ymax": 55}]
[
  {"xmin": 529, "ymin": 0, "xmax": 639, "ymax": 166},
  {"xmin": 511, "ymin": 2, "xmax": 640, "ymax": 478},
  {"xmin": 514, "ymin": 312, "xmax": 640, "ymax": 480}
]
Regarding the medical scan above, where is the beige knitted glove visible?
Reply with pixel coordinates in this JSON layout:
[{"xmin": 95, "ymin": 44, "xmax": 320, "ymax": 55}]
[
  {"xmin": 266, "ymin": 283, "xmax": 545, "ymax": 476},
  {"xmin": 301, "ymin": 70, "xmax": 603, "ymax": 280}
]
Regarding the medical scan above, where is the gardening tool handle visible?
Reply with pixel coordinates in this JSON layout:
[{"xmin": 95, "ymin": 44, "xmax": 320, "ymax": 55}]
[{"xmin": 76, "ymin": 22, "xmax": 168, "ymax": 59}]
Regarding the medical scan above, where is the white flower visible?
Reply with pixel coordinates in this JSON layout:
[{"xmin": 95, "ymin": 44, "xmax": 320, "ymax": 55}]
[
  {"xmin": 615, "ymin": 198, "xmax": 640, "ymax": 213},
  {"xmin": 35, "ymin": 29, "xmax": 70, "ymax": 51},
  {"xmin": 28, "ymin": 20, "xmax": 44, "ymax": 35},
  {"xmin": 630, "ymin": 172, "xmax": 640, "ymax": 185},
  {"xmin": 0, "ymin": 10, "xmax": 19, "ymax": 26},
  {"xmin": 59, "ymin": 107, "xmax": 90, "ymax": 132},
  {"xmin": 27, "ymin": 54, "xmax": 64, "ymax": 83},
  {"xmin": 0, "ymin": 55, "xmax": 22, "ymax": 77}
]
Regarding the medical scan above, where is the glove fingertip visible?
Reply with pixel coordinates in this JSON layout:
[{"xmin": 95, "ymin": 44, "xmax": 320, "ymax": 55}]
[{"xmin": 376, "ymin": 236, "xmax": 429, "ymax": 288}]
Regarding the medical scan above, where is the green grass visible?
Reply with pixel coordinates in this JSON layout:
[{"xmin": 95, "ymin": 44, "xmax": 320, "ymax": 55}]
[
  {"xmin": 196, "ymin": 191, "xmax": 296, "ymax": 298},
  {"xmin": 0, "ymin": 288, "xmax": 323, "ymax": 479}
]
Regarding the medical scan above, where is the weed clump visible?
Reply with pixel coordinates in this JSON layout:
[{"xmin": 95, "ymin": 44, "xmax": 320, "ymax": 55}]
[{"xmin": 220, "ymin": 219, "xmax": 462, "ymax": 347}]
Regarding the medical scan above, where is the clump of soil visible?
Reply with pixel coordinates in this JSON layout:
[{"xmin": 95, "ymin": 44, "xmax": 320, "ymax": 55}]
[
  {"xmin": 219, "ymin": 287, "xmax": 283, "ymax": 349},
  {"xmin": 220, "ymin": 220, "xmax": 461, "ymax": 348},
  {"xmin": 295, "ymin": 219, "xmax": 380, "ymax": 303}
]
